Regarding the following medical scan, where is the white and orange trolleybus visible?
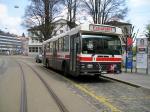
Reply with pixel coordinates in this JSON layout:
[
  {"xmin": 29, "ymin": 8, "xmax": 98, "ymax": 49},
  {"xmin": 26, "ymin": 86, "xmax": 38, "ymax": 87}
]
[{"xmin": 43, "ymin": 24, "xmax": 122, "ymax": 77}]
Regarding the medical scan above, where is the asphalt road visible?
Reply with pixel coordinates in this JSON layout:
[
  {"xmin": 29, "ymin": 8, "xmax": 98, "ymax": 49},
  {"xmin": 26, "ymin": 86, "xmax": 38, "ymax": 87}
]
[
  {"xmin": 0, "ymin": 56, "xmax": 98, "ymax": 112},
  {"xmin": 0, "ymin": 55, "xmax": 150, "ymax": 112}
]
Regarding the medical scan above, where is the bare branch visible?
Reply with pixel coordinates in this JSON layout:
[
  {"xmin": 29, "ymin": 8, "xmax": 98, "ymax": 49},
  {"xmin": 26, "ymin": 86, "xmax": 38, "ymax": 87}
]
[
  {"xmin": 23, "ymin": 0, "xmax": 61, "ymax": 41},
  {"xmin": 82, "ymin": 0, "xmax": 128, "ymax": 24}
]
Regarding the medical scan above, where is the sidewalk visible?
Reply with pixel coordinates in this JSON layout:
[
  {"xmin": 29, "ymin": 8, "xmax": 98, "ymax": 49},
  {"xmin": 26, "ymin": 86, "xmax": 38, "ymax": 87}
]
[{"xmin": 102, "ymin": 72, "xmax": 150, "ymax": 90}]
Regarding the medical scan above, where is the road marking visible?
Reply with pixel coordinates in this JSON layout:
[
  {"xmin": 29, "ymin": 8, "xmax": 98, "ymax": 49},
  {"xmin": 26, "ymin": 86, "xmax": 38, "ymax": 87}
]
[{"xmin": 64, "ymin": 78, "xmax": 121, "ymax": 112}]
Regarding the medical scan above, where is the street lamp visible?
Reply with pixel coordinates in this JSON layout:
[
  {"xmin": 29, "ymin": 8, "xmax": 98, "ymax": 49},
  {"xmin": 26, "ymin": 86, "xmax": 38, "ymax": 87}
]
[{"xmin": 14, "ymin": 5, "xmax": 19, "ymax": 8}]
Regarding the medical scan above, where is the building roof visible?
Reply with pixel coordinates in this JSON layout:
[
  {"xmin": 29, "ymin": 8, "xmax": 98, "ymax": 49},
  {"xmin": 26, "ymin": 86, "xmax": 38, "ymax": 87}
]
[{"xmin": 0, "ymin": 31, "xmax": 17, "ymax": 37}]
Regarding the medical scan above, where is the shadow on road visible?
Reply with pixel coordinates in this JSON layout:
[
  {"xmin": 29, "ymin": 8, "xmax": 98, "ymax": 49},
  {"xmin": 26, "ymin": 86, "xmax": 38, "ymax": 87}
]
[
  {"xmin": 27, "ymin": 57, "xmax": 114, "ymax": 85},
  {"xmin": 37, "ymin": 64, "xmax": 114, "ymax": 84},
  {"xmin": 66, "ymin": 75, "xmax": 113, "ymax": 84}
]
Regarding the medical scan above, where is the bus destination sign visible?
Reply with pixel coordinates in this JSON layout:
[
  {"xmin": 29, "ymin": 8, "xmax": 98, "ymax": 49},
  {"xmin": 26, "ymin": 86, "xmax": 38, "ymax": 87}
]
[{"xmin": 89, "ymin": 24, "xmax": 116, "ymax": 33}]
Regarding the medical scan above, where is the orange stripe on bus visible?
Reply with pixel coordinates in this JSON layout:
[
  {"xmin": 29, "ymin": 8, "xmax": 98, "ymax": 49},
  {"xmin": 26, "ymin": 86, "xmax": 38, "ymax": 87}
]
[
  {"xmin": 79, "ymin": 57, "xmax": 121, "ymax": 62},
  {"xmin": 79, "ymin": 57, "xmax": 93, "ymax": 61},
  {"xmin": 96, "ymin": 57, "xmax": 121, "ymax": 61}
]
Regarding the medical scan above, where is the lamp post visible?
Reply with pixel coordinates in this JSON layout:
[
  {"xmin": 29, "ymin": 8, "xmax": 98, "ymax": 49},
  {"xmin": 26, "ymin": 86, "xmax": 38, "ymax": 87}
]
[{"xmin": 14, "ymin": 5, "xmax": 19, "ymax": 8}]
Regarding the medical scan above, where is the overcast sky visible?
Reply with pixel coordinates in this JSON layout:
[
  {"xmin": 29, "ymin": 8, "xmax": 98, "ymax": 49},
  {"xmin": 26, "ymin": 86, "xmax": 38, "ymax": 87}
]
[
  {"xmin": 0, "ymin": 0, "xmax": 150, "ymax": 37},
  {"xmin": 127, "ymin": 0, "xmax": 150, "ymax": 37}
]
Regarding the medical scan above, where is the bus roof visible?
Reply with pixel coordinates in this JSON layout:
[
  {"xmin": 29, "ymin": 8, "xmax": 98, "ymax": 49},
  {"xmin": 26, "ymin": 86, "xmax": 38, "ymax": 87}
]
[
  {"xmin": 43, "ymin": 24, "xmax": 122, "ymax": 44},
  {"xmin": 80, "ymin": 24, "xmax": 122, "ymax": 35}
]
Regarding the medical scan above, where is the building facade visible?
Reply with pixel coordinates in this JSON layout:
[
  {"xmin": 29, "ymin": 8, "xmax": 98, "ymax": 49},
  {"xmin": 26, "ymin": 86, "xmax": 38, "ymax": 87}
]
[
  {"xmin": 27, "ymin": 36, "xmax": 42, "ymax": 57},
  {"xmin": 53, "ymin": 19, "xmax": 70, "ymax": 36},
  {"xmin": 0, "ymin": 34, "xmax": 22, "ymax": 55}
]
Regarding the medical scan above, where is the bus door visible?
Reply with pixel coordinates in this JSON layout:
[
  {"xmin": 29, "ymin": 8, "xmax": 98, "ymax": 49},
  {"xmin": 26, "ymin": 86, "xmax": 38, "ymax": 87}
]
[{"xmin": 70, "ymin": 34, "xmax": 79, "ymax": 72}]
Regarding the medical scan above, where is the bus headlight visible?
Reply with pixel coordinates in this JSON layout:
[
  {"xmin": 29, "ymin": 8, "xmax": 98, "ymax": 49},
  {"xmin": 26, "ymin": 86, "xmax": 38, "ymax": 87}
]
[
  {"xmin": 81, "ymin": 65, "xmax": 85, "ymax": 68},
  {"xmin": 87, "ymin": 64, "xmax": 93, "ymax": 68},
  {"xmin": 81, "ymin": 64, "xmax": 86, "ymax": 68}
]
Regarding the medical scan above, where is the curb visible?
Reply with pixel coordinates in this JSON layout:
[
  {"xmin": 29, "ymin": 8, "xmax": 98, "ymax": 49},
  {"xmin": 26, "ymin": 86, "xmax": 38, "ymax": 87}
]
[{"xmin": 101, "ymin": 75, "xmax": 141, "ymax": 88}]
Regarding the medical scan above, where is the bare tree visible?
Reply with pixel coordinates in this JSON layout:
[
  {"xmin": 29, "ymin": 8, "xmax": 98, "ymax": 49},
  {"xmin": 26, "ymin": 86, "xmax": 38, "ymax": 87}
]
[
  {"xmin": 23, "ymin": 0, "xmax": 60, "ymax": 41},
  {"xmin": 61, "ymin": 0, "xmax": 80, "ymax": 29},
  {"xmin": 82, "ymin": 0, "xmax": 128, "ymax": 24}
]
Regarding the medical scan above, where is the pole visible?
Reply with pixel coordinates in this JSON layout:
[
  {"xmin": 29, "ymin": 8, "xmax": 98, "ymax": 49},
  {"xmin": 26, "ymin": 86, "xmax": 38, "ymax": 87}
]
[
  {"xmin": 131, "ymin": 46, "xmax": 133, "ymax": 73},
  {"xmin": 125, "ymin": 35, "xmax": 128, "ymax": 72},
  {"xmin": 135, "ymin": 41, "xmax": 137, "ymax": 73},
  {"xmin": 146, "ymin": 40, "xmax": 148, "ymax": 74}
]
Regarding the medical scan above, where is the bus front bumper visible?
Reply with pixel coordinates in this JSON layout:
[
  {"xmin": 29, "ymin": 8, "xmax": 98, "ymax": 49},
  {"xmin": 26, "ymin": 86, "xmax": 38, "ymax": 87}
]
[{"xmin": 79, "ymin": 62, "xmax": 121, "ymax": 75}]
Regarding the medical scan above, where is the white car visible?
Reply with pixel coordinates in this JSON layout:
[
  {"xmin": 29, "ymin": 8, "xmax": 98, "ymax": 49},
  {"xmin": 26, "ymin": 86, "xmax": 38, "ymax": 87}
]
[{"xmin": 35, "ymin": 54, "xmax": 42, "ymax": 63}]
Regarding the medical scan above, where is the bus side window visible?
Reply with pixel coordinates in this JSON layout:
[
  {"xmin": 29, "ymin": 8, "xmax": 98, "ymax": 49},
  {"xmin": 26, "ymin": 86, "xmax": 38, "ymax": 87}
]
[
  {"xmin": 50, "ymin": 42, "xmax": 53, "ymax": 53},
  {"xmin": 58, "ymin": 39, "xmax": 61, "ymax": 52},
  {"xmin": 53, "ymin": 41, "xmax": 56, "ymax": 53},
  {"xmin": 58, "ymin": 38, "xmax": 64, "ymax": 52},
  {"xmin": 61, "ymin": 37, "xmax": 64, "ymax": 51},
  {"xmin": 49, "ymin": 43, "xmax": 51, "ymax": 52},
  {"xmin": 56, "ymin": 40, "xmax": 58, "ymax": 52},
  {"xmin": 64, "ymin": 36, "xmax": 69, "ymax": 52},
  {"xmin": 46, "ymin": 43, "xmax": 50, "ymax": 52}
]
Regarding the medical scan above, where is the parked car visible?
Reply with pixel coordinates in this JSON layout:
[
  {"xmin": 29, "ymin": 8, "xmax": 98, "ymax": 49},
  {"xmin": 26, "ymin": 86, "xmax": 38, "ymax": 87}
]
[{"xmin": 35, "ymin": 54, "xmax": 42, "ymax": 63}]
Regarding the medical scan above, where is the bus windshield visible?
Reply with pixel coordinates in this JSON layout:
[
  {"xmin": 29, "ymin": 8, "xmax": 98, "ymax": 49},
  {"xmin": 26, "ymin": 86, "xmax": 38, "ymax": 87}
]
[{"xmin": 82, "ymin": 35, "xmax": 122, "ymax": 55}]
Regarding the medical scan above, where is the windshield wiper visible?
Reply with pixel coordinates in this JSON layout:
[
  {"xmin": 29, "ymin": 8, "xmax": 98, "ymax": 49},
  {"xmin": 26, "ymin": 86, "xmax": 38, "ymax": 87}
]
[{"xmin": 92, "ymin": 53, "xmax": 95, "ymax": 57}]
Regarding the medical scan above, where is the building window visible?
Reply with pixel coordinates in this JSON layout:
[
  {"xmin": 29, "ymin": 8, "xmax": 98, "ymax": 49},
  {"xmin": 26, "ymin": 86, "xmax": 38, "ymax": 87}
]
[
  {"xmin": 56, "ymin": 40, "xmax": 58, "ymax": 51},
  {"xmin": 35, "ymin": 47, "xmax": 38, "ymax": 52},
  {"xmin": 29, "ymin": 47, "xmax": 32, "ymax": 52},
  {"xmin": 32, "ymin": 47, "xmax": 35, "ymax": 52},
  {"xmin": 60, "ymin": 30, "xmax": 63, "ymax": 34},
  {"xmin": 46, "ymin": 43, "xmax": 50, "ymax": 52},
  {"xmin": 64, "ymin": 36, "xmax": 69, "ymax": 52},
  {"xmin": 58, "ymin": 38, "xmax": 64, "ymax": 51},
  {"xmin": 29, "ymin": 47, "xmax": 39, "ymax": 52},
  {"xmin": 50, "ymin": 42, "xmax": 53, "ymax": 52}
]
